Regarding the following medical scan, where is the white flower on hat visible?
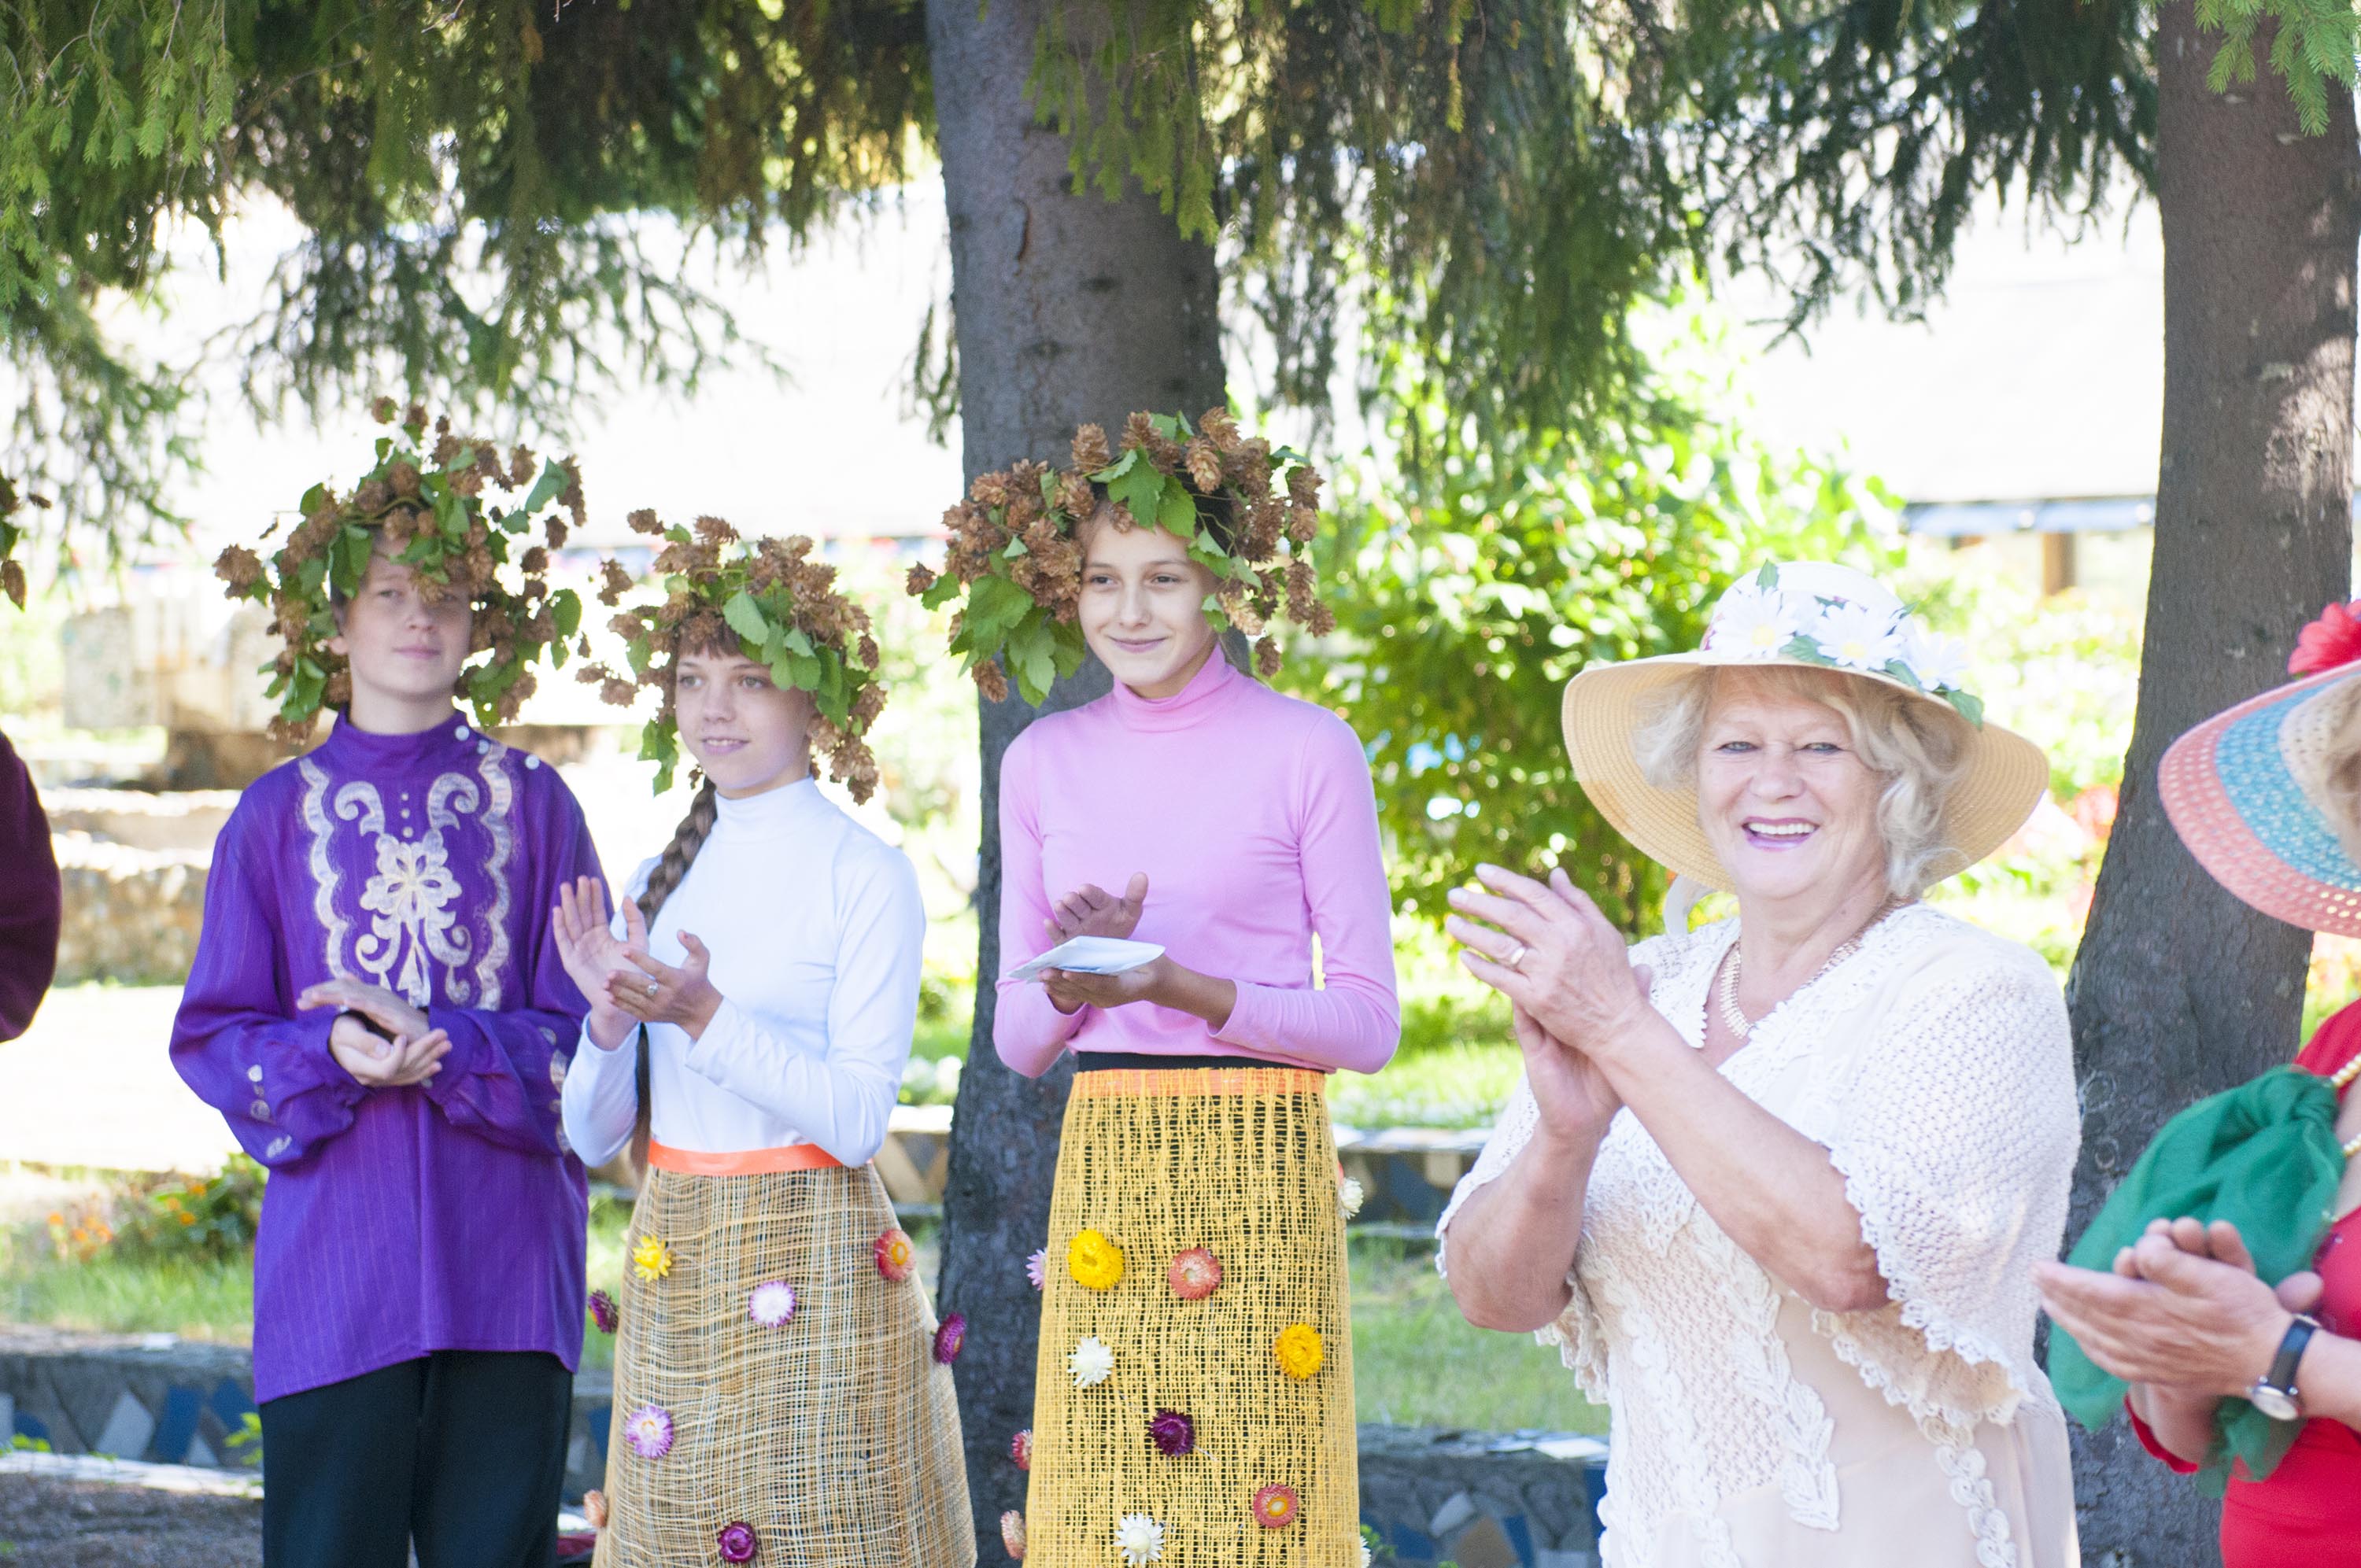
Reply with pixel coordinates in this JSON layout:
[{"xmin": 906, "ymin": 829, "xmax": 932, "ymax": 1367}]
[
  {"xmin": 1901, "ymin": 622, "xmax": 1972, "ymax": 693},
  {"xmin": 1705, "ymin": 577, "xmax": 1806, "ymax": 657},
  {"xmin": 1114, "ymin": 1513, "xmax": 1166, "ymax": 1566},
  {"xmin": 1809, "ymin": 597, "xmax": 1903, "ymax": 673}
]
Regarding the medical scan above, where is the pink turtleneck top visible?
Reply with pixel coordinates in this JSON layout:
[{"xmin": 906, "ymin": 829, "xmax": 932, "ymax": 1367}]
[{"xmin": 994, "ymin": 651, "xmax": 1401, "ymax": 1077}]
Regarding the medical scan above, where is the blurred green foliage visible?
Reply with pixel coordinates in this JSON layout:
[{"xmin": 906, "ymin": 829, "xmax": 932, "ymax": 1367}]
[{"xmin": 1288, "ymin": 344, "xmax": 1901, "ymax": 933}]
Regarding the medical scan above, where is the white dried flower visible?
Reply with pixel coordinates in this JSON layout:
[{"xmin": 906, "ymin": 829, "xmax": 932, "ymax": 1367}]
[
  {"xmin": 1070, "ymin": 1335, "xmax": 1115, "ymax": 1389},
  {"xmin": 1114, "ymin": 1513, "xmax": 1165, "ymax": 1566}
]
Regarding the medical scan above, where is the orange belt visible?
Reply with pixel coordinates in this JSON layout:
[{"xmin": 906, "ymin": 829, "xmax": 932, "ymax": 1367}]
[{"xmin": 645, "ymin": 1140, "xmax": 848, "ymax": 1175}]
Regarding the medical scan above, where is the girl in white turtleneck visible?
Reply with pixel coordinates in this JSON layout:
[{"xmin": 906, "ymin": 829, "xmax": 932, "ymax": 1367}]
[{"xmin": 553, "ymin": 608, "xmax": 971, "ymax": 1568}]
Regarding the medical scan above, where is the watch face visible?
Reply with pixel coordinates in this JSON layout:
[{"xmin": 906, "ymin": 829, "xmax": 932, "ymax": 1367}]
[{"xmin": 2249, "ymin": 1383, "xmax": 2300, "ymax": 1422}]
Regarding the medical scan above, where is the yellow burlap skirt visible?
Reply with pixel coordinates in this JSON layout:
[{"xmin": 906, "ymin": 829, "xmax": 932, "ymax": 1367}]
[
  {"xmin": 1025, "ymin": 1066, "xmax": 1357, "ymax": 1568},
  {"xmin": 593, "ymin": 1163, "xmax": 974, "ymax": 1568}
]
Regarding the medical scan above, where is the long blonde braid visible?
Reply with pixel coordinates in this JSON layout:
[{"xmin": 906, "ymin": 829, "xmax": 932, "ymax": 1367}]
[{"xmin": 625, "ymin": 780, "xmax": 719, "ymax": 1176}]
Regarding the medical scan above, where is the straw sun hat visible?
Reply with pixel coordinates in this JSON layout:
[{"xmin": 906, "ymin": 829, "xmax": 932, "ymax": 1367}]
[
  {"xmin": 2158, "ymin": 601, "xmax": 2361, "ymax": 938},
  {"xmin": 1561, "ymin": 560, "xmax": 2052, "ymax": 893}
]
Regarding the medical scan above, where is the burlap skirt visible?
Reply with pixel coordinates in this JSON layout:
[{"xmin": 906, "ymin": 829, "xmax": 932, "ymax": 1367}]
[
  {"xmin": 593, "ymin": 1163, "xmax": 973, "ymax": 1568},
  {"xmin": 1024, "ymin": 1066, "xmax": 1357, "ymax": 1568}
]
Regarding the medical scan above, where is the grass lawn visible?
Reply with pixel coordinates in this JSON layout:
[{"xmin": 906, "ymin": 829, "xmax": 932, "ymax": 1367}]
[
  {"xmin": 2, "ymin": 1203, "xmax": 1603, "ymax": 1437},
  {"xmin": 0, "ymin": 1241, "xmax": 254, "ymax": 1345}
]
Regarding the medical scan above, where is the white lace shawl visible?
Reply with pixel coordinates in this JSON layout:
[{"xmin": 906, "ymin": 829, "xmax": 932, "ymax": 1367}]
[{"xmin": 1435, "ymin": 906, "xmax": 2079, "ymax": 1545}]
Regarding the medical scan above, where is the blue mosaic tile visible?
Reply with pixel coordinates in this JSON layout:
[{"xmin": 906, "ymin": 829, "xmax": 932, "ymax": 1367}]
[{"xmin": 149, "ymin": 1385, "xmax": 201, "ymax": 1463}]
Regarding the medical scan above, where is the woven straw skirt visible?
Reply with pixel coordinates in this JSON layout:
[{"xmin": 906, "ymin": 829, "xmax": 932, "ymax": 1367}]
[
  {"xmin": 1024, "ymin": 1065, "xmax": 1358, "ymax": 1568},
  {"xmin": 593, "ymin": 1163, "xmax": 973, "ymax": 1568}
]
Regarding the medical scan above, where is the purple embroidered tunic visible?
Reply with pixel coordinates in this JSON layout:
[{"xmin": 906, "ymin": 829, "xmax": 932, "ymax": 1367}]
[{"xmin": 170, "ymin": 713, "xmax": 603, "ymax": 1402}]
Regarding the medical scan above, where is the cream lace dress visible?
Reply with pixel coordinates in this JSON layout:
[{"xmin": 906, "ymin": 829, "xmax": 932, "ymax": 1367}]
[{"xmin": 1437, "ymin": 906, "xmax": 2082, "ymax": 1568}]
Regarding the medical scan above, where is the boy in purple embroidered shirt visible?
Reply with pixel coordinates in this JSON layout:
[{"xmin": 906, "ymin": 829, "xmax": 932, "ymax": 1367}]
[{"xmin": 174, "ymin": 527, "xmax": 600, "ymax": 1567}]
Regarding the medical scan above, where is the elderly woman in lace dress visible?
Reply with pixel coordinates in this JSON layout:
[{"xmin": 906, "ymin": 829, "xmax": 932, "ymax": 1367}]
[{"xmin": 1437, "ymin": 562, "xmax": 2082, "ymax": 1568}]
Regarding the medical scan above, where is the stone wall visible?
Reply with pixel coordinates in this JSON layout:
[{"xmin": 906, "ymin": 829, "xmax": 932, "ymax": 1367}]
[{"xmin": 0, "ymin": 1330, "xmax": 1605, "ymax": 1566}]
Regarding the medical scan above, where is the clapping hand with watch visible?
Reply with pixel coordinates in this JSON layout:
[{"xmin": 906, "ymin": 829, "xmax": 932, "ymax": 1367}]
[{"xmin": 2037, "ymin": 1216, "xmax": 2351, "ymax": 1458}]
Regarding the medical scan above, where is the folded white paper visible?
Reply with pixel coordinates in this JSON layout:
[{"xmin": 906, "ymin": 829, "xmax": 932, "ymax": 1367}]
[{"xmin": 1002, "ymin": 935, "xmax": 1166, "ymax": 984}]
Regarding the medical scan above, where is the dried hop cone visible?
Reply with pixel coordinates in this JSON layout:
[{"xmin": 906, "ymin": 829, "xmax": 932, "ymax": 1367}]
[
  {"xmin": 1071, "ymin": 423, "xmax": 1114, "ymax": 474},
  {"xmin": 1185, "ymin": 439, "xmax": 1225, "ymax": 493},
  {"xmin": 974, "ymin": 661, "xmax": 1011, "ymax": 703}
]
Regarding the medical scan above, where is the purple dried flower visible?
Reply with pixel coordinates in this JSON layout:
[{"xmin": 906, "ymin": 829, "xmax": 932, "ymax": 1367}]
[
  {"xmin": 1147, "ymin": 1408, "xmax": 1195, "ymax": 1457},
  {"xmin": 623, "ymin": 1404, "xmax": 674, "ymax": 1459},
  {"xmin": 588, "ymin": 1289, "xmax": 619, "ymax": 1334},
  {"xmin": 934, "ymin": 1312, "xmax": 967, "ymax": 1364},
  {"xmin": 716, "ymin": 1521, "xmax": 758, "ymax": 1562}
]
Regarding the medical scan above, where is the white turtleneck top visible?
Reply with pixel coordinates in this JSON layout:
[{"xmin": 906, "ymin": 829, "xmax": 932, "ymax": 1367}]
[{"xmin": 560, "ymin": 777, "xmax": 925, "ymax": 1168}]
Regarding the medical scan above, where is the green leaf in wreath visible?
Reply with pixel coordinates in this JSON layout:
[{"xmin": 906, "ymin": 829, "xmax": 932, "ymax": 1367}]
[
  {"xmin": 781, "ymin": 626, "xmax": 815, "ymax": 657},
  {"xmin": 1106, "ymin": 455, "xmax": 1168, "ymax": 528},
  {"xmin": 723, "ymin": 589, "xmax": 772, "ymax": 651},
  {"xmin": 966, "ymin": 573, "xmax": 1036, "ymax": 645},
  {"xmin": 1157, "ymin": 481, "xmax": 1198, "ymax": 539},
  {"xmin": 336, "ymin": 526, "xmax": 375, "ymax": 592},
  {"xmin": 1944, "ymin": 688, "xmax": 1986, "ymax": 729},
  {"xmin": 522, "ymin": 460, "xmax": 569, "ymax": 516},
  {"xmin": 1089, "ymin": 448, "xmax": 1140, "ymax": 485},
  {"xmin": 550, "ymin": 588, "xmax": 582, "ymax": 640},
  {"xmin": 1007, "ymin": 618, "xmax": 1059, "ymax": 706}
]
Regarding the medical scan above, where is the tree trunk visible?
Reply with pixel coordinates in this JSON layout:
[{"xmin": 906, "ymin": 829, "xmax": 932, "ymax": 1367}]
[
  {"xmin": 2062, "ymin": 11, "xmax": 2359, "ymax": 1563},
  {"xmin": 921, "ymin": 0, "xmax": 1227, "ymax": 1545}
]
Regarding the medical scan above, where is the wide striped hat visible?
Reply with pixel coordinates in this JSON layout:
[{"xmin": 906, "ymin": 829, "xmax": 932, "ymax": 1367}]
[{"xmin": 2160, "ymin": 601, "xmax": 2361, "ymax": 936}]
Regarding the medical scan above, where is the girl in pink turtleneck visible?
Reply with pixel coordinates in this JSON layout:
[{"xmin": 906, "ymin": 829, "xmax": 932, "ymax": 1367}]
[{"xmin": 998, "ymin": 499, "xmax": 1398, "ymax": 1568}]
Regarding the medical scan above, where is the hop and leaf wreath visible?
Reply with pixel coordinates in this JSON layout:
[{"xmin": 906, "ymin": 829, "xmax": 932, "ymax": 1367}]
[
  {"xmin": 213, "ymin": 399, "xmax": 586, "ymax": 741},
  {"xmin": 0, "ymin": 470, "xmax": 48, "ymax": 611},
  {"xmin": 906, "ymin": 408, "xmax": 1334, "ymax": 705},
  {"xmin": 579, "ymin": 512, "xmax": 885, "ymax": 800}
]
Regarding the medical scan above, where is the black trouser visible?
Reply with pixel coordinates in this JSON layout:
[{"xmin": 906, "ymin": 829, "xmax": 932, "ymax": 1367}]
[{"xmin": 260, "ymin": 1350, "xmax": 572, "ymax": 1568}]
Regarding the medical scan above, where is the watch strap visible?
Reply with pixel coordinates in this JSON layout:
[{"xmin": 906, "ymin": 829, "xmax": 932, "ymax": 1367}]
[{"xmin": 2264, "ymin": 1313, "xmax": 2322, "ymax": 1400}]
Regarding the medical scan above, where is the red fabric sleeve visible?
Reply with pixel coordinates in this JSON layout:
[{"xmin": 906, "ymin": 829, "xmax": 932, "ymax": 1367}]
[
  {"xmin": 2124, "ymin": 1395, "xmax": 2204, "ymax": 1475},
  {"xmin": 2296, "ymin": 999, "xmax": 2361, "ymax": 1079}
]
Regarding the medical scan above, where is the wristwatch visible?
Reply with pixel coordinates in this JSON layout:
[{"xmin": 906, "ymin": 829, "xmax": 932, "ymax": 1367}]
[{"xmin": 2246, "ymin": 1314, "xmax": 2321, "ymax": 1422}]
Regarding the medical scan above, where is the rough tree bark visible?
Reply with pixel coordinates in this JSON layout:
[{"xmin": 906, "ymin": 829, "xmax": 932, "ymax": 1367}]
[
  {"xmin": 2061, "ymin": 9, "xmax": 2359, "ymax": 1563},
  {"xmin": 921, "ymin": 0, "xmax": 1227, "ymax": 1545}
]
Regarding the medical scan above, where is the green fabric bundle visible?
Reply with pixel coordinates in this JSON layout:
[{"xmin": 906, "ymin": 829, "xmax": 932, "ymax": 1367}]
[{"xmin": 2049, "ymin": 1065, "xmax": 2345, "ymax": 1492}]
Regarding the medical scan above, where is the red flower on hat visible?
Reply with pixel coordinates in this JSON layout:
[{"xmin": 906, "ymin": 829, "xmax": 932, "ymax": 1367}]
[{"xmin": 2290, "ymin": 600, "xmax": 2361, "ymax": 675}]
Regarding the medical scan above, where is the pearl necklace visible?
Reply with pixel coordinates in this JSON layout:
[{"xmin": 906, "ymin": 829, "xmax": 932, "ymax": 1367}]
[{"xmin": 1716, "ymin": 900, "xmax": 1908, "ymax": 1040}]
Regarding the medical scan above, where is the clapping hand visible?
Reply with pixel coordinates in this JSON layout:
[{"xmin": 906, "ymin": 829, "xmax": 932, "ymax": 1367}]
[
  {"xmin": 1047, "ymin": 873, "xmax": 1150, "ymax": 943},
  {"xmin": 2036, "ymin": 1218, "xmax": 2319, "ymax": 1400},
  {"xmin": 1509, "ymin": 1002, "xmax": 1627, "ymax": 1145},
  {"xmin": 298, "ymin": 976, "xmax": 429, "ymax": 1042},
  {"xmin": 610, "ymin": 933, "xmax": 724, "ymax": 1038},
  {"xmin": 299, "ymin": 977, "xmax": 449, "ymax": 1088},
  {"xmin": 322, "ymin": 1009, "xmax": 451, "ymax": 1089},
  {"xmin": 1446, "ymin": 864, "xmax": 1657, "ymax": 1060},
  {"xmin": 552, "ymin": 877, "xmax": 647, "ymax": 1050},
  {"xmin": 1041, "ymin": 956, "xmax": 1170, "ymax": 1016}
]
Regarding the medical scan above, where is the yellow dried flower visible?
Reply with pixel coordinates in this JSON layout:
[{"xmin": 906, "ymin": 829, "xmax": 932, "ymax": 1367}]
[
  {"xmin": 631, "ymin": 1235, "xmax": 674, "ymax": 1282},
  {"xmin": 1067, "ymin": 1229, "xmax": 1125, "ymax": 1291},
  {"xmin": 1273, "ymin": 1323, "xmax": 1324, "ymax": 1380}
]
